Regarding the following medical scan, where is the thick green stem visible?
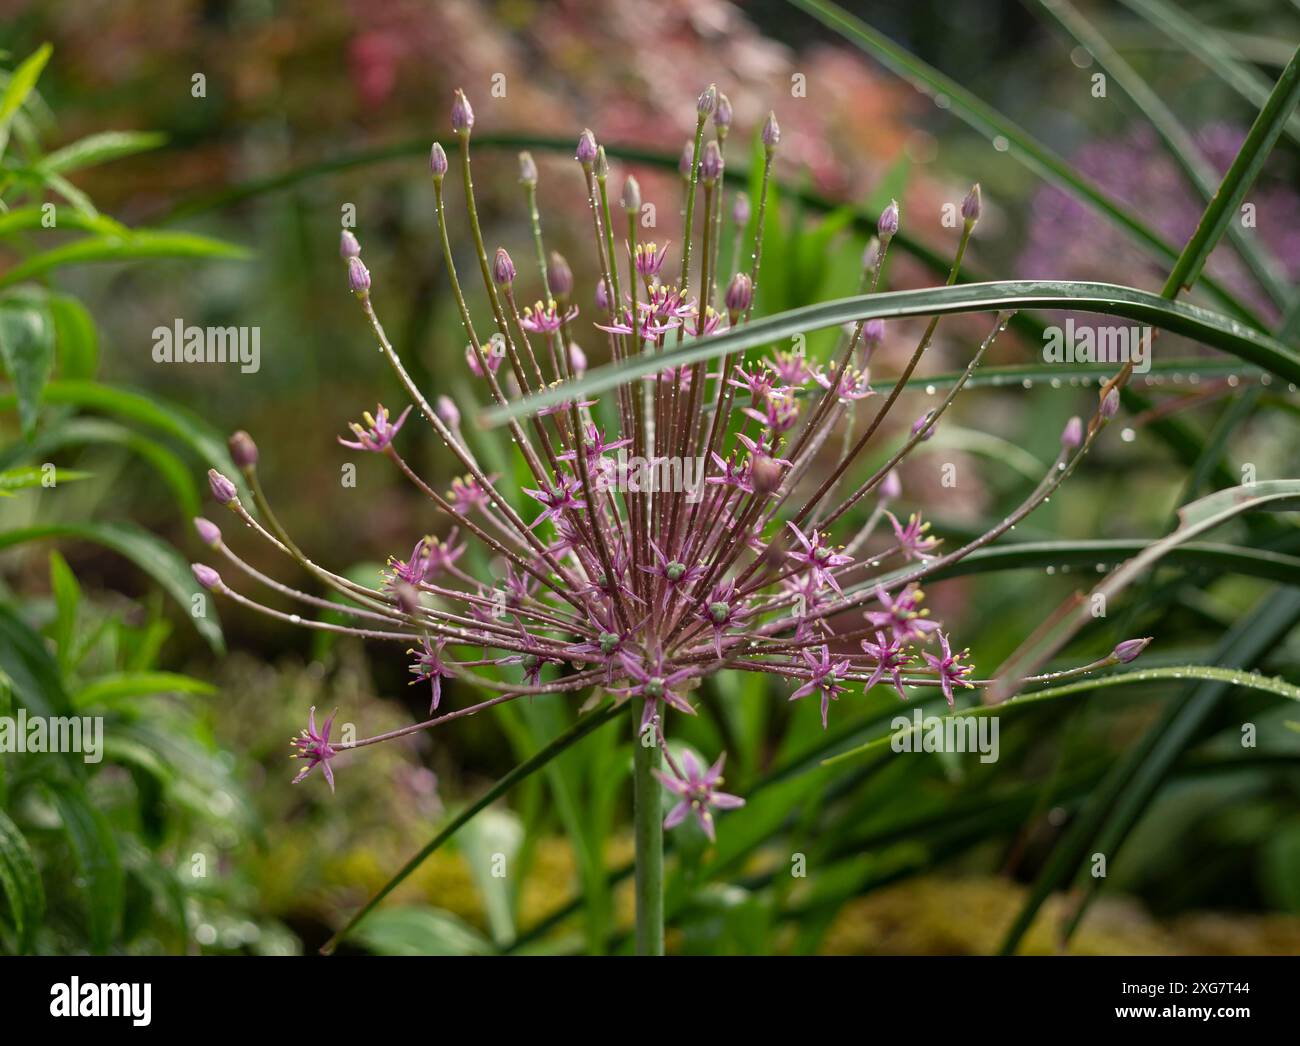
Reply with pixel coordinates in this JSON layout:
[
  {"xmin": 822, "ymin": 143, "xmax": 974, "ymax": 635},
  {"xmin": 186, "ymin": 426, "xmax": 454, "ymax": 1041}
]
[{"xmin": 632, "ymin": 704, "xmax": 664, "ymax": 955}]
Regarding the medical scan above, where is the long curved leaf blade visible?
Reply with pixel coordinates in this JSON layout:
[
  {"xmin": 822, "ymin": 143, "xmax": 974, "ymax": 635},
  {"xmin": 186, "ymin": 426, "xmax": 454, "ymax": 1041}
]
[
  {"xmin": 482, "ymin": 281, "xmax": 1300, "ymax": 426},
  {"xmin": 785, "ymin": 0, "xmax": 1261, "ymax": 323},
  {"xmin": 1032, "ymin": 0, "xmax": 1291, "ymax": 308},
  {"xmin": 0, "ymin": 522, "xmax": 224, "ymax": 652},
  {"xmin": 999, "ymin": 589, "xmax": 1300, "ymax": 953},
  {"xmin": 0, "ymin": 809, "xmax": 44, "ymax": 954}
]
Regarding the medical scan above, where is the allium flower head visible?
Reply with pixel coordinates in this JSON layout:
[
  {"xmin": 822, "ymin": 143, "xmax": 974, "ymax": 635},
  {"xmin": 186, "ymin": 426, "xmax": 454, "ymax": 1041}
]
[{"xmin": 192, "ymin": 85, "xmax": 1126, "ymax": 863}]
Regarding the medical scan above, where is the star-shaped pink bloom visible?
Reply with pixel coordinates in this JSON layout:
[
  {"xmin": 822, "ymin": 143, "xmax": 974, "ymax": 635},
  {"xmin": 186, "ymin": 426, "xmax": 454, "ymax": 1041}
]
[
  {"xmin": 922, "ymin": 631, "xmax": 975, "ymax": 707},
  {"xmin": 291, "ymin": 706, "xmax": 339, "ymax": 792},
  {"xmin": 790, "ymin": 644, "xmax": 852, "ymax": 728},
  {"xmin": 653, "ymin": 751, "xmax": 744, "ymax": 842}
]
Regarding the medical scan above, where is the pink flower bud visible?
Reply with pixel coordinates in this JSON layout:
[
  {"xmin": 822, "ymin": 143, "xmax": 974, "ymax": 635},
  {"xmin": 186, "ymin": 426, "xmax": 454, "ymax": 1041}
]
[
  {"xmin": 518, "ymin": 151, "xmax": 537, "ymax": 185},
  {"xmin": 228, "ymin": 430, "xmax": 258, "ymax": 469},
  {"xmin": 725, "ymin": 273, "xmax": 753, "ymax": 315},
  {"xmin": 576, "ymin": 129, "xmax": 598, "ymax": 165},
  {"xmin": 697, "ymin": 83, "xmax": 718, "ymax": 117},
  {"xmin": 544, "ymin": 254, "xmax": 572, "ymax": 302},
  {"xmin": 493, "ymin": 247, "xmax": 516, "ymax": 286},
  {"xmin": 194, "ymin": 517, "xmax": 221, "ymax": 547},
  {"xmin": 348, "ymin": 256, "xmax": 371, "ymax": 294},
  {"xmin": 339, "ymin": 230, "xmax": 360, "ymax": 259},
  {"xmin": 1112, "ymin": 637, "xmax": 1151, "ymax": 663},
  {"xmin": 208, "ymin": 468, "xmax": 237, "ymax": 504},
  {"xmin": 761, "ymin": 111, "xmax": 780, "ymax": 149},
  {"xmin": 700, "ymin": 141, "xmax": 723, "ymax": 184},
  {"xmin": 878, "ymin": 200, "xmax": 900, "ymax": 241},
  {"xmin": 430, "ymin": 142, "xmax": 448, "ymax": 177},
  {"xmin": 1101, "ymin": 386, "xmax": 1120, "ymax": 419},
  {"xmin": 881, "ymin": 470, "xmax": 902, "ymax": 500},
  {"xmin": 451, "ymin": 90, "xmax": 474, "ymax": 133},
  {"xmin": 715, "ymin": 92, "xmax": 733, "ymax": 132},
  {"xmin": 436, "ymin": 395, "xmax": 460, "ymax": 429},
  {"xmin": 192, "ymin": 563, "xmax": 222, "ymax": 590},
  {"xmin": 1061, "ymin": 415, "xmax": 1083, "ymax": 449},
  {"xmin": 732, "ymin": 191, "xmax": 751, "ymax": 226},
  {"xmin": 961, "ymin": 183, "xmax": 982, "ymax": 222}
]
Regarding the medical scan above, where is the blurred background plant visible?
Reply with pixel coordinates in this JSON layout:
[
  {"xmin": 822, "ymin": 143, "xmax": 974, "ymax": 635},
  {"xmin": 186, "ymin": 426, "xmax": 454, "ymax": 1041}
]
[{"xmin": 0, "ymin": 0, "xmax": 1298, "ymax": 955}]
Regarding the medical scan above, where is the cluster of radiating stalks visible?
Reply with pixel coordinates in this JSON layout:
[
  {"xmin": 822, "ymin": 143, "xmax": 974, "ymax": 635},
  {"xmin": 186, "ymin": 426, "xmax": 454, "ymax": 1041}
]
[{"xmin": 190, "ymin": 85, "xmax": 1146, "ymax": 839}]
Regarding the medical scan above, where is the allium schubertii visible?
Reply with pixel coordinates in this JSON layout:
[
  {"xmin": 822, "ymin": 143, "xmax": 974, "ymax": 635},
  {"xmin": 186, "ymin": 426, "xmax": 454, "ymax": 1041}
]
[{"xmin": 191, "ymin": 85, "xmax": 1146, "ymax": 928}]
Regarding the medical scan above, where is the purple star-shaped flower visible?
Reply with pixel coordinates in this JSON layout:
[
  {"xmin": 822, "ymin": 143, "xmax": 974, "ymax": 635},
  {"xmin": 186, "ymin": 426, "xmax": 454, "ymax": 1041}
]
[
  {"xmin": 291, "ymin": 706, "xmax": 339, "ymax": 792},
  {"xmin": 922, "ymin": 631, "xmax": 975, "ymax": 707},
  {"xmin": 790, "ymin": 644, "xmax": 852, "ymax": 728},
  {"xmin": 653, "ymin": 751, "xmax": 744, "ymax": 842},
  {"xmin": 338, "ymin": 404, "xmax": 412, "ymax": 453}
]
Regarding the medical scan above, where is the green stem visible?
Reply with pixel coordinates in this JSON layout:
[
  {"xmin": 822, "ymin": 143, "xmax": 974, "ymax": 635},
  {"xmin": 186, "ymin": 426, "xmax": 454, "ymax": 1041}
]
[{"xmin": 632, "ymin": 703, "xmax": 664, "ymax": 955}]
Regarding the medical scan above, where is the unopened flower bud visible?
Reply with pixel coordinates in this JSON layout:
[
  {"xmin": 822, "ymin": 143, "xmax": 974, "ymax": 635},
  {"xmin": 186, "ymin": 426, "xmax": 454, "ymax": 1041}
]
[
  {"xmin": 451, "ymin": 89, "xmax": 474, "ymax": 133},
  {"xmin": 348, "ymin": 255, "xmax": 371, "ymax": 294},
  {"xmin": 700, "ymin": 141, "xmax": 723, "ymax": 184},
  {"xmin": 430, "ymin": 142, "xmax": 448, "ymax": 178},
  {"xmin": 208, "ymin": 468, "xmax": 237, "ymax": 505},
  {"xmin": 576, "ymin": 129, "xmax": 598, "ymax": 165},
  {"xmin": 493, "ymin": 247, "xmax": 516, "ymax": 286},
  {"xmin": 863, "ymin": 318, "xmax": 885, "ymax": 346},
  {"xmin": 228, "ymin": 430, "xmax": 258, "ymax": 469},
  {"xmin": 622, "ymin": 175, "xmax": 641, "ymax": 214},
  {"xmin": 697, "ymin": 83, "xmax": 718, "ymax": 117},
  {"xmin": 881, "ymin": 470, "xmax": 902, "ymax": 500},
  {"xmin": 725, "ymin": 272, "xmax": 753, "ymax": 315},
  {"xmin": 751, "ymin": 453, "xmax": 784, "ymax": 497},
  {"xmin": 1112, "ymin": 637, "xmax": 1151, "ymax": 663},
  {"xmin": 518, "ymin": 150, "xmax": 537, "ymax": 186},
  {"xmin": 715, "ymin": 92, "xmax": 733, "ymax": 134},
  {"xmin": 878, "ymin": 200, "xmax": 899, "ymax": 241},
  {"xmin": 1100, "ymin": 386, "xmax": 1120, "ymax": 419},
  {"xmin": 339, "ymin": 230, "xmax": 361, "ymax": 259},
  {"xmin": 568, "ymin": 343, "xmax": 587, "ymax": 376},
  {"xmin": 594, "ymin": 146, "xmax": 610, "ymax": 180},
  {"xmin": 192, "ymin": 563, "xmax": 222, "ymax": 591},
  {"xmin": 732, "ymin": 191, "xmax": 751, "ymax": 226},
  {"xmin": 436, "ymin": 395, "xmax": 460, "ymax": 430},
  {"xmin": 961, "ymin": 183, "xmax": 982, "ymax": 223},
  {"xmin": 911, "ymin": 411, "xmax": 935, "ymax": 441},
  {"xmin": 761, "ymin": 111, "xmax": 780, "ymax": 149},
  {"xmin": 595, "ymin": 278, "xmax": 611, "ymax": 312},
  {"xmin": 548, "ymin": 251, "xmax": 573, "ymax": 299},
  {"xmin": 194, "ymin": 517, "xmax": 221, "ymax": 547},
  {"xmin": 1061, "ymin": 415, "xmax": 1083, "ymax": 449}
]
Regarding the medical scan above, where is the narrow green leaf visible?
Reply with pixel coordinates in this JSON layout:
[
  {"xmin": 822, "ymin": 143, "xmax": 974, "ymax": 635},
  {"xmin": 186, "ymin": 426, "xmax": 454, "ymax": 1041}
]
[
  {"xmin": 1032, "ymin": 0, "xmax": 1291, "ymax": 308},
  {"xmin": 73, "ymin": 671, "xmax": 215, "ymax": 710},
  {"xmin": 1161, "ymin": 45, "xmax": 1300, "ymax": 296},
  {"xmin": 1117, "ymin": 0, "xmax": 1300, "ymax": 147},
  {"xmin": 47, "ymin": 550, "xmax": 79, "ymax": 671},
  {"xmin": 0, "ymin": 43, "xmax": 52, "ymax": 160},
  {"xmin": 0, "ymin": 466, "xmax": 90, "ymax": 494},
  {"xmin": 0, "ymin": 231, "xmax": 251, "ymax": 290},
  {"xmin": 0, "ymin": 602, "xmax": 71, "ymax": 718},
  {"xmin": 351, "ymin": 906, "xmax": 495, "ymax": 956},
  {"xmin": 0, "ymin": 522, "xmax": 224, "ymax": 652},
  {"xmin": 0, "ymin": 808, "xmax": 45, "ymax": 954},
  {"xmin": 1000, "ymin": 589, "xmax": 1300, "ymax": 953},
  {"xmin": 36, "ymin": 130, "xmax": 166, "ymax": 176},
  {"xmin": 0, "ymin": 291, "xmax": 54, "ymax": 437},
  {"xmin": 784, "ymin": 0, "xmax": 1261, "ymax": 324},
  {"xmin": 46, "ymin": 781, "xmax": 124, "ymax": 954},
  {"xmin": 483, "ymin": 281, "xmax": 1300, "ymax": 426},
  {"xmin": 46, "ymin": 293, "xmax": 99, "ymax": 380}
]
